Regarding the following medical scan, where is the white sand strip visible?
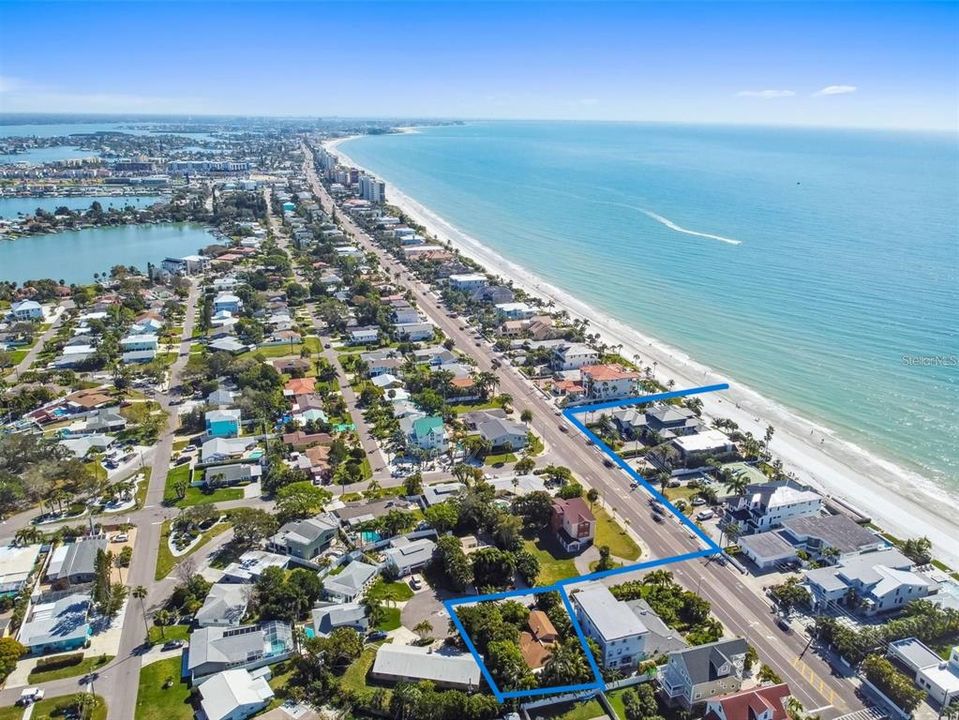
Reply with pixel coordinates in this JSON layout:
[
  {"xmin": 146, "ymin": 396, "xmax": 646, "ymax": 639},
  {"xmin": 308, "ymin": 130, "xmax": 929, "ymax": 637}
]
[{"xmin": 325, "ymin": 135, "xmax": 959, "ymax": 568}]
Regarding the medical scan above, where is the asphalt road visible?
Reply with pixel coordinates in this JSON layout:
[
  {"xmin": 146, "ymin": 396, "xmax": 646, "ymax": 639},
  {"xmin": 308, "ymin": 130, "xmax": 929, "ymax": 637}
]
[{"xmin": 302, "ymin": 143, "xmax": 861, "ymax": 718}]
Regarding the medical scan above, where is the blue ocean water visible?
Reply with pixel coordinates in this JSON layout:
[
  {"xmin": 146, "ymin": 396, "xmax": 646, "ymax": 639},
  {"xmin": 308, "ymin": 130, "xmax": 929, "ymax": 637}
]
[{"xmin": 341, "ymin": 122, "xmax": 959, "ymax": 492}]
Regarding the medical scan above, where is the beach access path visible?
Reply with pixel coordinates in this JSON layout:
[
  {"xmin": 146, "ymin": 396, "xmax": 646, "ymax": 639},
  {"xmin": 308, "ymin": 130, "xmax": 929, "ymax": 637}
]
[{"xmin": 302, "ymin": 144, "xmax": 862, "ymax": 717}]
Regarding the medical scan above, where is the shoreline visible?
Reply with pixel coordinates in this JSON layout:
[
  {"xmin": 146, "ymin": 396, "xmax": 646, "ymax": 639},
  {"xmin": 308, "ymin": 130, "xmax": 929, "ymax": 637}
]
[{"xmin": 326, "ymin": 134, "xmax": 959, "ymax": 568}]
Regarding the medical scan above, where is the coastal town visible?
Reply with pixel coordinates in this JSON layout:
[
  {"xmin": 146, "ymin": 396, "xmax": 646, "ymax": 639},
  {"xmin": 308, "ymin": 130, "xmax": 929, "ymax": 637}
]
[{"xmin": 0, "ymin": 119, "xmax": 957, "ymax": 720}]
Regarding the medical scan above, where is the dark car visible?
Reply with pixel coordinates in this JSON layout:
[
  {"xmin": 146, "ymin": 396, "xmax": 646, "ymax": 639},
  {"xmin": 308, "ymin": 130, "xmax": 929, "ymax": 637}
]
[
  {"xmin": 776, "ymin": 617, "xmax": 792, "ymax": 633},
  {"xmin": 652, "ymin": 512, "xmax": 665, "ymax": 523},
  {"xmin": 162, "ymin": 640, "xmax": 184, "ymax": 651},
  {"xmin": 367, "ymin": 631, "xmax": 388, "ymax": 642},
  {"xmin": 603, "ymin": 458, "xmax": 614, "ymax": 468}
]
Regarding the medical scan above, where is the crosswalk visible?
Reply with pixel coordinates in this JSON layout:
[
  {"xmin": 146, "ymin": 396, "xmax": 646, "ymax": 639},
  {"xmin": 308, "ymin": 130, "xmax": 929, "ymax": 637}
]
[{"xmin": 830, "ymin": 706, "xmax": 887, "ymax": 720}]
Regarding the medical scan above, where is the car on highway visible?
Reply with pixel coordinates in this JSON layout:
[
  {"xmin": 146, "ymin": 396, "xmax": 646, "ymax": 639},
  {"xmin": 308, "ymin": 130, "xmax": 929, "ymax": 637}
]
[
  {"xmin": 324, "ymin": 343, "xmax": 331, "ymax": 349},
  {"xmin": 776, "ymin": 616, "xmax": 792, "ymax": 633},
  {"xmin": 558, "ymin": 424, "xmax": 568, "ymax": 433},
  {"xmin": 651, "ymin": 512, "xmax": 664, "ymax": 523},
  {"xmin": 603, "ymin": 458, "xmax": 614, "ymax": 468},
  {"xmin": 650, "ymin": 501, "xmax": 666, "ymax": 514}
]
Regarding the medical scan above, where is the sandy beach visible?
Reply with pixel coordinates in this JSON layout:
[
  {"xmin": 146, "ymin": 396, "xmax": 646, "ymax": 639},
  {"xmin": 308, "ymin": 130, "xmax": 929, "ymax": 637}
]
[{"xmin": 326, "ymin": 135, "xmax": 959, "ymax": 568}]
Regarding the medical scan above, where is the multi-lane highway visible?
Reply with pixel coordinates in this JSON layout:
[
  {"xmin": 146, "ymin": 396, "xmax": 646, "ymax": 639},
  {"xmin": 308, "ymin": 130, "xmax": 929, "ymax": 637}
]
[{"xmin": 302, "ymin": 142, "xmax": 860, "ymax": 717}]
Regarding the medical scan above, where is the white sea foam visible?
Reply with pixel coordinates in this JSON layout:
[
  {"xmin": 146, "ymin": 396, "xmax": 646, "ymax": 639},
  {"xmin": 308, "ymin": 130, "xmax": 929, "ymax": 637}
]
[{"xmin": 639, "ymin": 209, "xmax": 743, "ymax": 245}]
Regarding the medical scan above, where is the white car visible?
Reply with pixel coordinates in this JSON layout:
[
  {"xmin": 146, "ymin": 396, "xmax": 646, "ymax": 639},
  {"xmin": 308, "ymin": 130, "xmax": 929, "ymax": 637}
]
[
  {"xmin": 111, "ymin": 533, "xmax": 129, "ymax": 543},
  {"xmin": 696, "ymin": 510, "xmax": 715, "ymax": 521},
  {"xmin": 18, "ymin": 688, "xmax": 44, "ymax": 706}
]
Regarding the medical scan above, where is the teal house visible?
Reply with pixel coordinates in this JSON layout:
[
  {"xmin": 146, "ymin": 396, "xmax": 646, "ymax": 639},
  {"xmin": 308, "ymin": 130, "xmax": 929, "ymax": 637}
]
[
  {"xmin": 282, "ymin": 202, "xmax": 296, "ymax": 212},
  {"xmin": 206, "ymin": 408, "xmax": 242, "ymax": 438}
]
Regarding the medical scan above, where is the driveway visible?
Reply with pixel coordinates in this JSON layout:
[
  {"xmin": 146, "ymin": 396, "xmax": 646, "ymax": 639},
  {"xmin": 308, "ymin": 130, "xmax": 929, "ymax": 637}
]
[{"xmin": 399, "ymin": 584, "xmax": 451, "ymax": 639}]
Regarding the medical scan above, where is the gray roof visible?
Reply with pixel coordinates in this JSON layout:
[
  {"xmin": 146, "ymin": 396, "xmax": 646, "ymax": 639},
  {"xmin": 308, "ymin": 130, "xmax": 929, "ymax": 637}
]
[
  {"xmin": 781, "ymin": 515, "xmax": 884, "ymax": 554},
  {"xmin": 312, "ymin": 602, "xmax": 368, "ymax": 635},
  {"xmin": 670, "ymin": 637, "xmax": 748, "ymax": 684},
  {"xmin": 324, "ymin": 560, "xmax": 378, "ymax": 598},
  {"xmin": 574, "ymin": 582, "xmax": 647, "ymax": 642},
  {"xmin": 889, "ymin": 637, "xmax": 943, "ymax": 671},
  {"xmin": 50, "ymin": 538, "xmax": 107, "ymax": 581},
  {"xmin": 626, "ymin": 598, "xmax": 688, "ymax": 657},
  {"xmin": 371, "ymin": 644, "xmax": 481, "ymax": 688},
  {"xmin": 207, "ymin": 388, "xmax": 235, "ymax": 406},
  {"xmin": 738, "ymin": 531, "xmax": 798, "ymax": 560},
  {"xmin": 476, "ymin": 416, "xmax": 527, "ymax": 443},
  {"xmin": 19, "ymin": 593, "xmax": 90, "ymax": 649},
  {"xmin": 384, "ymin": 537, "xmax": 436, "ymax": 572},
  {"xmin": 188, "ymin": 622, "xmax": 292, "ymax": 675},
  {"xmin": 272, "ymin": 515, "xmax": 338, "ymax": 548},
  {"xmin": 195, "ymin": 583, "xmax": 250, "ymax": 627}
]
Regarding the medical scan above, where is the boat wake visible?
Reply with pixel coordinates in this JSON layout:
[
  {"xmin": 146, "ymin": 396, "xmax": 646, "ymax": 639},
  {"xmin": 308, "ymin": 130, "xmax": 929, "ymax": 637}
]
[{"xmin": 638, "ymin": 209, "xmax": 743, "ymax": 246}]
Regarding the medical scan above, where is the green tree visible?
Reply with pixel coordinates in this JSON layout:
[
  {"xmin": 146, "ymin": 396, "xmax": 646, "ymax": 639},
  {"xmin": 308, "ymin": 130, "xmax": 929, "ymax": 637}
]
[{"xmin": 0, "ymin": 636, "xmax": 26, "ymax": 682}]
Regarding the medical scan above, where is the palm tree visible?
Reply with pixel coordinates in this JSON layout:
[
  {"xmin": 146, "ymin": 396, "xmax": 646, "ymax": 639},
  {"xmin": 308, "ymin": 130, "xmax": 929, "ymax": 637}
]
[
  {"xmin": 643, "ymin": 569, "xmax": 673, "ymax": 587},
  {"xmin": 723, "ymin": 470, "xmax": 750, "ymax": 497},
  {"xmin": 15, "ymin": 527, "xmax": 42, "ymax": 546},
  {"xmin": 132, "ymin": 585, "xmax": 150, "ymax": 639},
  {"xmin": 520, "ymin": 409, "xmax": 533, "ymax": 425}
]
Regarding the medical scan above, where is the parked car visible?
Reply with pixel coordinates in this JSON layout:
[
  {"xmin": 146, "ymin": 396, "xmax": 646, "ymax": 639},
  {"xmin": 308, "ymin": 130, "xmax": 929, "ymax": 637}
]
[
  {"xmin": 367, "ymin": 631, "xmax": 388, "ymax": 642},
  {"xmin": 162, "ymin": 639, "xmax": 185, "ymax": 651},
  {"xmin": 667, "ymin": 479, "xmax": 682, "ymax": 488},
  {"xmin": 111, "ymin": 533, "xmax": 129, "ymax": 543},
  {"xmin": 696, "ymin": 509, "xmax": 715, "ymax": 521},
  {"xmin": 409, "ymin": 576, "xmax": 422, "ymax": 590},
  {"xmin": 691, "ymin": 497, "xmax": 707, "ymax": 506},
  {"xmin": 18, "ymin": 689, "xmax": 44, "ymax": 706}
]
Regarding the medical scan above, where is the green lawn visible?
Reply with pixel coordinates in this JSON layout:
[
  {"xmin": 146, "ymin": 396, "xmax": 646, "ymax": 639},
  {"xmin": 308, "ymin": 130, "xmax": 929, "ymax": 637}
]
[
  {"xmin": 606, "ymin": 688, "xmax": 631, "ymax": 720},
  {"xmin": 367, "ymin": 579, "xmax": 414, "ymax": 602},
  {"xmin": 449, "ymin": 400, "xmax": 499, "ymax": 414},
  {"xmin": 147, "ymin": 623, "xmax": 191, "ymax": 644},
  {"xmin": 341, "ymin": 642, "xmax": 386, "ymax": 696},
  {"xmin": 593, "ymin": 506, "xmax": 642, "ymax": 561},
  {"xmin": 524, "ymin": 535, "xmax": 578, "ymax": 586},
  {"xmin": 28, "ymin": 653, "xmax": 113, "ymax": 683},
  {"xmin": 484, "ymin": 452, "xmax": 517, "ymax": 466},
  {"xmin": 134, "ymin": 657, "xmax": 194, "ymax": 720},
  {"xmin": 164, "ymin": 465, "xmax": 243, "ymax": 506},
  {"xmin": 30, "ymin": 694, "xmax": 108, "ymax": 720},
  {"xmin": 376, "ymin": 607, "xmax": 401, "ymax": 631},
  {"xmin": 534, "ymin": 697, "xmax": 605, "ymax": 720},
  {"xmin": 0, "ymin": 706, "xmax": 22, "ymax": 720},
  {"xmin": 155, "ymin": 519, "xmax": 232, "ymax": 580},
  {"xmin": 240, "ymin": 343, "xmax": 303, "ymax": 359}
]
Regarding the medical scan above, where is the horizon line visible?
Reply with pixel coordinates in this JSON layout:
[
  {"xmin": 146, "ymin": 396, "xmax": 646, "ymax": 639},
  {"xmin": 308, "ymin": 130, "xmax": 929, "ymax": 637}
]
[{"xmin": 0, "ymin": 111, "xmax": 954, "ymax": 134}]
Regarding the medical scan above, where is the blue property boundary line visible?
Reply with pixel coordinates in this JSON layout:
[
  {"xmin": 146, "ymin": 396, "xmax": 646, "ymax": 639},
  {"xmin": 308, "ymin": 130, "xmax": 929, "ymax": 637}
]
[{"xmin": 445, "ymin": 383, "xmax": 729, "ymax": 702}]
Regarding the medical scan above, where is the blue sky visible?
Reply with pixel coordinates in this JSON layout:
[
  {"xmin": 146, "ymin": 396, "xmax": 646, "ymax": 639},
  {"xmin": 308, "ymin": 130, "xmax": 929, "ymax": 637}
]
[{"xmin": 0, "ymin": 1, "xmax": 956, "ymax": 129}]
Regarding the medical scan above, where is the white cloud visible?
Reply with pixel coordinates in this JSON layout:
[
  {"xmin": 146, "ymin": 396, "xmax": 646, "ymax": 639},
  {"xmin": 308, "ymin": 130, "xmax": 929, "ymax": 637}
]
[
  {"xmin": 814, "ymin": 85, "xmax": 857, "ymax": 96},
  {"xmin": 735, "ymin": 89, "xmax": 796, "ymax": 99}
]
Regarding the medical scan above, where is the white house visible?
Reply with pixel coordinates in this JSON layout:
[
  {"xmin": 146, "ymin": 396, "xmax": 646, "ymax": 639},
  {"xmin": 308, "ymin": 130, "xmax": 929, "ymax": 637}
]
[
  {"xmin": 324, "ymin": 560, "xmax": 379, "ymax": 602},
  {"xmin": 888, "ymin": 638, "xmax": 959, "ymax": 707},
  {"xmin": 394, "ymin": 322, "xmax": 434, "ymax": 342},
  {"xmin": 494, "ymin": 302, "xmax": 536, "ymax": 320},
  {"xmin": 370, "ymin": 644, "xmax": 481, "ymax": 691},
  {"xmin": 213, "ymin": 293, "xmax": 243, "ymax": 315},
  {"xmin": 722, "ymin": 481, "xmax": 822, "ymax": 535},
  {"xmin": 804, "ymin": 548, "xmax": 938, "ymax": 616},
  {"xmin": 198, "ymin": 668, "xmax": 274, "ymax": 720},
  {"xmin": 348, "ymin": 326, "xmax": 380, "ymax": 345},
  {"xmin": 449, "ymin": 273, "xmax": 488, "ymax": 292},
  {"xmin": 120, "ymin": 333, "xmax": 159, "ymax": 353},
  {"xmin": 552, "ymin": 342, "xmax": 600, "ymax": 371},
  {"xmin": 9, "ymin": 300, "xmax": 44, "ymax": 321},
  {"xmin": 580, "ymin": 364, "xmax": 640, "ymax": 400},
  {"xmin": 383, "ymin": 537, "xmax": 436, "ymax": 577},
  {"xmin": 572, "ymin": 582, "xmax": 648, "ymax": 670}
]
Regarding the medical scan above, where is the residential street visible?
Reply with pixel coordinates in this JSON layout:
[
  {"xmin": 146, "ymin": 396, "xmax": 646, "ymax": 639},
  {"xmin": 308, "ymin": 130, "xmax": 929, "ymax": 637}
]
[{"xmin": 302, "ymin": 144, "xmax": 858, "ymax": 718}]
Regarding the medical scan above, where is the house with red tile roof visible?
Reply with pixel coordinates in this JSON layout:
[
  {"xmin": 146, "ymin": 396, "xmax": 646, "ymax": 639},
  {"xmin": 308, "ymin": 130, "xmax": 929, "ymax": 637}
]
[
  {"xmin": 284, "ymin": 377, "xmax": 316, "ymax": 397},
  {"xmin": 581, "ymin": 364, "xmax": 640, "ymax": 400},
  {"xmin": 704, "ymin": 684, "xmax": 791, "ymax": 720}
]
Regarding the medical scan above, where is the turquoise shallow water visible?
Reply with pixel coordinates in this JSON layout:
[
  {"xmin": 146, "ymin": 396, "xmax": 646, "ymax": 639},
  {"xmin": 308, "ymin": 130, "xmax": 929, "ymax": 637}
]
[{"xmin": 341, "ymin": 122, "xmax": 959, "ymax": 492}]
